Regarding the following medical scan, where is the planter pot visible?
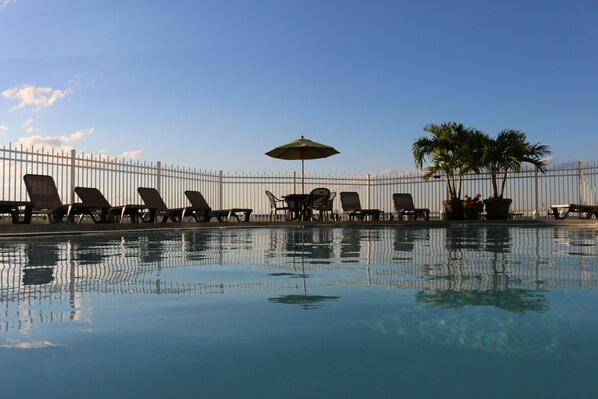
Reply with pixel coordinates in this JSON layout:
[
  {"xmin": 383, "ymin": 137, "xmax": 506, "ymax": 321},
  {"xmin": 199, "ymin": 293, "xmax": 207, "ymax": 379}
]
[
  {"xmin": 464, "ymin": 209, "xmax": 481, "ymax": 220},
  {"xmin": 484, "ymin": 198, "xmax": 513, "ymax": 220},
  {"xmin": 442, "ymin": 199, "xmax": 465, "ymax": 220}
]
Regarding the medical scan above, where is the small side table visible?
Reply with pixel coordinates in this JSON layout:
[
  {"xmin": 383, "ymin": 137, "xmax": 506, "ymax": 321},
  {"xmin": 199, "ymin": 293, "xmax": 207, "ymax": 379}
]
[{"xmin": 0, "ymin": 201, "xmax": 34, "ymax": 224}]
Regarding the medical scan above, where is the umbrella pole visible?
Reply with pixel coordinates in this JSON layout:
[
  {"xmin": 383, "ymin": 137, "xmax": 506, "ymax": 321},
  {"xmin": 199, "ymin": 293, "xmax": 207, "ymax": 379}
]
[{"xmin": 301, "ymin": 157, "xmax": 305, "ymax": 194}]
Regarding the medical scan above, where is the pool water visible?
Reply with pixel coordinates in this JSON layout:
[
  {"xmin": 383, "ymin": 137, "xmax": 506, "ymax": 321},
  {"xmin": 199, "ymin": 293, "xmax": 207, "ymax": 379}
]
[{"xmin": 1, "ymin": 225, "xmax": 597, "ymax": 398}]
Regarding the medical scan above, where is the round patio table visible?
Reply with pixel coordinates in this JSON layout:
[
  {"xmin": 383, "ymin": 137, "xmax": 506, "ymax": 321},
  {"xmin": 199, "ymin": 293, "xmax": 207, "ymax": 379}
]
[{"xmin": 282, "ymin": 194, "xmax": 310, "ymax": 221}]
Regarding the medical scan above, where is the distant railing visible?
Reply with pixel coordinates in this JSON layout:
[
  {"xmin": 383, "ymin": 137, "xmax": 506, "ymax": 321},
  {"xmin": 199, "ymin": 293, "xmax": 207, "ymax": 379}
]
[{"xmin": 1, "ymin": 143, "xmax": 598, "ymax": 219}]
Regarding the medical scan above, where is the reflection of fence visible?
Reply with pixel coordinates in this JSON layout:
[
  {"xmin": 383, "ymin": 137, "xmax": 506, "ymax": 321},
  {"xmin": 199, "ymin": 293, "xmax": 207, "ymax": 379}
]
[
  {"xmin": 2, "ymin": 144, "xmax": 598, "ymax": 217},
  {"xmin": 2, "ymin": 226, "xmax": 598, "ymax": 331}
]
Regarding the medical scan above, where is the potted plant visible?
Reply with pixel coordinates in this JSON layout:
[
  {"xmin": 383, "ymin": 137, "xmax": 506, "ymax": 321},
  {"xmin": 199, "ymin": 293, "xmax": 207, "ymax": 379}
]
[
  {"xmin": 480, "ymin": 129, "xmax": 551, "ymax": 219},
  {"xmin": 412, "ymin": 122, "xmax": 485, "ymax": 219},
  {"xmin": 463, "ymin": 193, "xmax": 484, "ymax": 220}
]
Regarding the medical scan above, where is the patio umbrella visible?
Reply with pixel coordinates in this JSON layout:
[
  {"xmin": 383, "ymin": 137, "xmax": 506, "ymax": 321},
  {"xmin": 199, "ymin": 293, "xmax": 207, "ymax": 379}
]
[{"xmin": 265, "ymin": 135, "xmax": 340, "ymax": 193}]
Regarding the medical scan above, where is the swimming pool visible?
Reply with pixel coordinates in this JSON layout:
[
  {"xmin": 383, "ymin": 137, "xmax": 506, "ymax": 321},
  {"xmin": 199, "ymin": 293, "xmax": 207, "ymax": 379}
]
[{"xmin": 1, "ymin": 225, "xmax": 597, "ymax": 398}]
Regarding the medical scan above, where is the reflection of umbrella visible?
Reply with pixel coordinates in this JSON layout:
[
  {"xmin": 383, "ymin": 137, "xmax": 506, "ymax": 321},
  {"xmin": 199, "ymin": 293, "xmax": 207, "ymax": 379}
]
[
  {"xmin": 269, "ymin": 294, "xmax": 340, "ymax": 310},
  {"xmin": 268, "ymin": 228, "xmax": 340, "ymax": 309},
  {"xmin": 265, "ymin": 135, "xmax": 340, "ymax": 193}
]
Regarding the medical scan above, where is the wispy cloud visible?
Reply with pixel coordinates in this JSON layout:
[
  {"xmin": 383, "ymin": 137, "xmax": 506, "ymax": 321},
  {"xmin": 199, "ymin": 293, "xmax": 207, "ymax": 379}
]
[
  {"xmin": 119, "ymin": 150, "xmax": 142, "ymax": 159},
  {"xmin": 1, "ymin": 0, "xmax": 15, "ymax": 10},
  {"xmin": 17, "ymin": 128, "xmax": 94, "ymax": 150},
  {"xmin": 0, "ymin": 124, "xmax": 8, "ymax": 133},
  {"xmin": 22, "ymin": 117, "xmax": 39, "ymax": 133},
  {"xmin": 98, "ymin": 148, "xmax": 143, "ymax": 160},
  {"xmin": 2, "ymin": 84, "xmax": 74, "ymax": 112}
]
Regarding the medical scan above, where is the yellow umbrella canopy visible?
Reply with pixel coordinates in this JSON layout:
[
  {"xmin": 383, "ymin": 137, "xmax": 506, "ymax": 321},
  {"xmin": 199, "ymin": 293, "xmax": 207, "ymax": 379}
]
[{"xmin": 265, "ymin": 135, "xmax": 340, "ymax": 193}]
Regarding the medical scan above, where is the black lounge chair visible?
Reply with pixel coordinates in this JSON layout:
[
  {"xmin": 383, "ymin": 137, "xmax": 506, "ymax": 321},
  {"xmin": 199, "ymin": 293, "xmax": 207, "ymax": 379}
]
[
  {"xmin": 23, "ymin": 174, "xmax": 105, "ymax": 223},
  {"xmin": 265, "ymin": 190, "xmax": 290, "ymax": 221},
  {"xmin": 74, "ymin": 187, "xmax": 149, "ymax": 223},
  {"xmin": 550, "ymin": 203, "xmax": 598, "ymax": 219},
  {"xmin": 392, "ymin": 193, "xmax": 430, "ymax": 221},
  {"xmin": 340, "ymin": 192, "xmax": 381, "ymax": 221},
  {"xmin": 137, "ymin": 187, "xmax": 185, "ymax": 222},
  {"xmin": 184, "ymin": 190, "xmax": 253, "ymax": 222}
]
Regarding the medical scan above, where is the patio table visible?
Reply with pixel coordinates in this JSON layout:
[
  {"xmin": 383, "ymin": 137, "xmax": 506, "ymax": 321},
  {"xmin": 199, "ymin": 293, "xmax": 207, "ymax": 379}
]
[{"xmin": 283, "ymin": 194, "xmax": 310, "ymax": 221}]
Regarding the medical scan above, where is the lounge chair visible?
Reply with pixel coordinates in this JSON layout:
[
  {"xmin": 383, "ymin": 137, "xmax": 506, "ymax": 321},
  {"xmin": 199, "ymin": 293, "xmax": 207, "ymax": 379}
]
[
  {"xmin": 550, "ymin": 203, "xmax": 598, "ymax": 219},
  {"xmin": 340, "ymin": 192, "xmax": 381, "ymax": 221},
  {"xmin": 23, "ymin": 174, "xmax": 105, "ymax": 223},
  {"xmin": 74, "ymin": 187, "xmax": 149, "ymax": 223},
  {"xmin": 184, "ymin": 190, "xmax": 253, "ymax": 222},
  {"xmin": 137, "ymin": 187, "xmax": 185, "ymax": 222},
  {"xmin": 391, "ymin": 193, "xmax": 430, "ymax": 221},
  {"xmin": 265, "ymin": 190, "xmax": 290, "ymax": 221},
  {"xmin": 308, "ymin": 187, "xmax": 332, "ymax": 221}
]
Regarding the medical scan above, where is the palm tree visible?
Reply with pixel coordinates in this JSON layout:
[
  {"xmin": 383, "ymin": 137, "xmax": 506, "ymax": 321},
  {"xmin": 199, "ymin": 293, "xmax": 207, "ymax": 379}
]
[
  {"xmin": 481, "ymin": 129, "xmax": 551, "ymax": 199},
  {"xmin": 412, "ymin": 121, "xmax": 484, "ymax": 200}
]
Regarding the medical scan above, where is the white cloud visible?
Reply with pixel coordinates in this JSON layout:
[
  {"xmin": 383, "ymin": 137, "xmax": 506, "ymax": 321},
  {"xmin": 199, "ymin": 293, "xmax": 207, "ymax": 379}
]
[
  {"xmin": 0, "ymin": 124, "xmax": 8, "ymax": 132},
  {"xmin": 17, "ymin": 128, "xmax": 94, "ymax": 151},
  {"xmin": 2, "ymin": 84, "xmax": 74, "ymax": 112},
  {"xmin": 1, "ymin": 0, "xmax": 15, "ymax": 9}
]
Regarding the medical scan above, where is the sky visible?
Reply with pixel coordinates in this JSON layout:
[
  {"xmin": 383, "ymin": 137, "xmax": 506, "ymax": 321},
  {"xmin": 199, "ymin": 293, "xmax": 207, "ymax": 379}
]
[{"xmin": 1, "ymin": 0, "xmax": 597, "ymax": 176}]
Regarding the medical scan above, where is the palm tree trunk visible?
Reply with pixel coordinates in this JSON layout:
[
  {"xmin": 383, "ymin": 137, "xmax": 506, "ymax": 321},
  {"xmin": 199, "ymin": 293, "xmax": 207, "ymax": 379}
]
[
  {"xmin": 499, "ymin": 170, "xmax": 508, "ymax": 198},
  {"xmin": 491, "ymin": 174, "xmax": 499, "ymax": 198}
]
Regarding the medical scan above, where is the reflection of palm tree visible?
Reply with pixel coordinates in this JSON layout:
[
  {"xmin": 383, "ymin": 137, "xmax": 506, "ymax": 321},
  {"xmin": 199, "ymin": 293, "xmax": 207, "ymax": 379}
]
[
  {"xmin": 485, "ymin": 226, "xmax": 512, "ymax": 254},
  {"xmin": 416, "ymin": 271, "xmax": 549, "ymax": 314},
  {"xmin": 415, "ymin": 287, "xmax": 548, "ymax": 314},
  {"xmin": 419, "ymin": 227, "xmax": 548, "ymax": 313}
]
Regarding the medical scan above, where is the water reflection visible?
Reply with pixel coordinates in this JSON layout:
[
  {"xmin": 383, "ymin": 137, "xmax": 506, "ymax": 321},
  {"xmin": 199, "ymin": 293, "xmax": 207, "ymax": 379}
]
[
  {"xmin": 1, "ymin": 225, "xmax": 597, "ymax": 331},
  {"xmin": 269, "ymin": 294, "xmax": 340, "ymax": 310},
  {"xmin": 22, "ymin": 267, "xmax": 54, "ymax": 285}
]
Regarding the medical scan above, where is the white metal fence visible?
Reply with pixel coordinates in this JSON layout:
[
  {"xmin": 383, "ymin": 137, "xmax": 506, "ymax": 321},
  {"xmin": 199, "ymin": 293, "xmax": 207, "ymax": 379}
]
[{"xmin": 2, "ymin": 143, "xmax": 597, "ymax": 219}]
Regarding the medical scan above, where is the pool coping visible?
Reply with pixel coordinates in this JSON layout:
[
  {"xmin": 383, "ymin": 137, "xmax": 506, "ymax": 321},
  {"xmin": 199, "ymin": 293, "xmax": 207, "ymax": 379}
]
[{"xmin": 1, "ymin": 218, "xmax": 597, "ymax": 238}]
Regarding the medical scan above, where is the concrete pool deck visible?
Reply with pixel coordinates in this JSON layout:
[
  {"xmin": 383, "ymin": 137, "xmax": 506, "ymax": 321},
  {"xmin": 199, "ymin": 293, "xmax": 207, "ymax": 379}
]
[{"xmin": 1, "ymin": 218, "xmax": 597, "ymax": 237}]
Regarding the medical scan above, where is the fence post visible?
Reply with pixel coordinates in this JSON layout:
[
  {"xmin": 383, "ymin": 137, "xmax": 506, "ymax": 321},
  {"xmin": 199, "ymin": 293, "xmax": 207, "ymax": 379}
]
[
  {"xmin": 578, "ymin": 161, "xmax": 583, "ymax": 204},
  {"xmin": 156, "ymin": 161, "xmax": 161, "ymax": 193},
  {"xmin": 219, "ymin": 170, "xmax": 224, "ymax": 210},
  {"xmin": 534, "ymin": 166, "xmax": 539, "ymax": 216},
  {"xmin": 293, "ymin": 172, "xmax": 297, "ymax": 194},
  {"xmin": 367, "ymin": 173, "xmax": 371, "ymax": 208},
  {"xmin": 70, "ymin": 149, "xmax": 76, "ymax": 204}
]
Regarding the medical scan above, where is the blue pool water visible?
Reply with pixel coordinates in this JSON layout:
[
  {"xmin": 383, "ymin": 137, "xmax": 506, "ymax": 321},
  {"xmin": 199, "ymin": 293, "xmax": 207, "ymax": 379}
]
[{"xmin": 1, "ymin": 225, "xmax": 597, "ymax": 398}]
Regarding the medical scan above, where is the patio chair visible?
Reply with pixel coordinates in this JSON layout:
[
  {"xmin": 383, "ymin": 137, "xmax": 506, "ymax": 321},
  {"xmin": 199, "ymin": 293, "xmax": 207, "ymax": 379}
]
[
  {"xmin": 265, "ymin": 190, "xmax": 290, "ymax": 221},
  {"xmin": 339, "ymin": 192, "xmax": 381, "ymax": 221},
  {"xmin": 184, "ymin": 190, "xmax": 253, "ymax": 222},
  {"xmin": 23, "ymin": 174, "xmax": 105, "ymax": 224},
  {"xmin": 308, "ymin": 187, "xmax": 332, "ymax": 221},
  {"xmin": 392, "ymin": 193, "xmax": 430, "ymax": 221},
  {"xmin": 74, "ymin": 187, "xmax": 149, "ymax": 223},
  {"xmin": 137, "ymin": 187, "xmax": 185, "ymax": 223}
]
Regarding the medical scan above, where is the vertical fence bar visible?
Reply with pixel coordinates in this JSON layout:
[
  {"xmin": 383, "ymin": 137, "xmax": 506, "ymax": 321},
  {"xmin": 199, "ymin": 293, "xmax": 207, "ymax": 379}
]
[
  {"xmin": 219, "ymin": 170, "xmax": 224, "ymax": 210},
  {"xmin": 156, "ymin": 161, "xmax": 161, "ymax": 193},
  {"xmin": 578, "ymin": 161, "xmax": 583, "ymax": 205},
  {"xmin": 70, "ymin": 149, "xmax": 76, "ymax": 204}
]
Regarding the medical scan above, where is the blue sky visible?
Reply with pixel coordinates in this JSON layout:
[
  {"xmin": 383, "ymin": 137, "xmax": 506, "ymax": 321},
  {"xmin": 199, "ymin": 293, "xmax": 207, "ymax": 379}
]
[{"xmin": 1, "ymin": 0, "xmax": 597, "ymax": 176}]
